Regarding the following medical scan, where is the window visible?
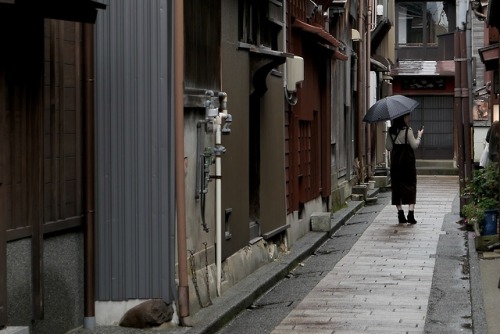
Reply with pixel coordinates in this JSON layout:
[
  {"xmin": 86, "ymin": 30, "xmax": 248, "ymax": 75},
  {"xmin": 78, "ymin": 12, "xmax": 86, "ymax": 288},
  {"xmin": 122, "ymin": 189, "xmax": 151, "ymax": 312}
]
[
  {"xmin": 397, "ymin": 1, "xmax": 449, "ymax": 47},
  {"xmin": 239, "ymin": 0, "xmax": 283, "ymax": 50}
]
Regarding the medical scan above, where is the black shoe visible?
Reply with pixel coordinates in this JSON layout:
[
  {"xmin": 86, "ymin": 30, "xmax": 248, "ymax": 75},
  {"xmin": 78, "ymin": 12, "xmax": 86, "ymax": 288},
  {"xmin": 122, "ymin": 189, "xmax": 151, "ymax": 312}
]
[
  {"xmin": 398, "ymin": 210, "xmax": 407, "ymax": 224},
  {"xmin": 407, "ymin": 211, "xmax": 417, "ymax": 224}
]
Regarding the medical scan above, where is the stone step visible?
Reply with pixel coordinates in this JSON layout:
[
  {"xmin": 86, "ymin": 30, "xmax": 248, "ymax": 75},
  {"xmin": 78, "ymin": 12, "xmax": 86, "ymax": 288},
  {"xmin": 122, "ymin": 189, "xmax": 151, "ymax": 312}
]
[
  {"xmin": 416, "ymin": 167, "xmax": 458, "ymax": 175},
  {"xmin": 416, "ymin": 159, "xmax": 455, "ymax": 168},
  {"xmin": 416, "ymin": 159, "xmax": 458, "ymax": 175}
]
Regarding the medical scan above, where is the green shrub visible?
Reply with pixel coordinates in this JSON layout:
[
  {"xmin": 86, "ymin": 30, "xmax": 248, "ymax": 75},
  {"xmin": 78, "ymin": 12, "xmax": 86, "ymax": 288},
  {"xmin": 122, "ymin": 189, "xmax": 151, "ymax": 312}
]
[{"xmin": 463, "ymin": 162, "xmax": 500, "ymax": 224}]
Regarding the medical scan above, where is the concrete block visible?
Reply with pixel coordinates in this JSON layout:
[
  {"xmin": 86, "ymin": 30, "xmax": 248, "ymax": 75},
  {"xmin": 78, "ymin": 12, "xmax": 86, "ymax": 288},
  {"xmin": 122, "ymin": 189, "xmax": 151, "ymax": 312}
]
[
  {"xmin": 310, "ymin": 212, "xmax": 332, "ymax": 232},
  {"xmin": 371, "ymin": 176, "xmax": 388, "ymax": 188},
  {"xmin": 352, "ymin": 184, "xmax": 368, "ymax": 197},
  {"xmin": 351, "ymin": 194, "xmax": 364, "ymax": 201}
]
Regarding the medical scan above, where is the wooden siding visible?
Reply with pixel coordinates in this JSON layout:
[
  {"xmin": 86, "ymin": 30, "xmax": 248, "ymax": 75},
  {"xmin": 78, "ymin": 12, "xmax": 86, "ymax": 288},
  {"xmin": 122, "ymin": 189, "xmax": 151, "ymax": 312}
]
[
  {"xmin": 1, "ymin": 4, "xmax": 104, "ymax": 328},
  {"xmin": 286, "ymin": 0, "xmax": 332, "ymax": 212},
  {"xmin": 0, "ymin": 10, "xmax": 45, "ymax": 325},
  {"xmin": 472, "ymin": 14, "xmax": 486, "ymax": 88},
  {"xmin": 43, "ymin": 21, "xmax": 84, "ymax": 230},
  {"xmin": 331, "ymin": 40, "xmax": 351, "ymax": 181},
  {"xmin": 184, "ymin": 0, "xmax": 221, "ymax": 92},
  {"xmin": 1, "ymin": 20, "xmax": 85, "ymax": 242}
]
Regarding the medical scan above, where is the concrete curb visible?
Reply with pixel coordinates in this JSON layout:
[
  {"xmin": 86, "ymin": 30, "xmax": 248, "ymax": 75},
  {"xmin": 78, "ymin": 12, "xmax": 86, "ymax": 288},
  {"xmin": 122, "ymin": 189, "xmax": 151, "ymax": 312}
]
[{"xmin": 468, "ymin": 231, "xmax": 488, "ymax": 334}]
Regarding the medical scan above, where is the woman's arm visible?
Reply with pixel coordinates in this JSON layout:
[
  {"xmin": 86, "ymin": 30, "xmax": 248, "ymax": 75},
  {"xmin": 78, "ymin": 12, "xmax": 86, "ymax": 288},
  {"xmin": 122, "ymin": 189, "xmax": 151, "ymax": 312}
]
[
  {"xmin": 385, "ymin": 132, "xmax": 393, "ymax": 151},
  {"xmin": 407, "ymin": 127, "xmax": 422, "ymax": 149}
]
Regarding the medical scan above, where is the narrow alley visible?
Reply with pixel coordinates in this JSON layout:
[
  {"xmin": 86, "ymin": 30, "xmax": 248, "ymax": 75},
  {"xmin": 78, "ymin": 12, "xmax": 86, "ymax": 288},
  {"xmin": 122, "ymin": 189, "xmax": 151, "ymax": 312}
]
[
  {"xmin": 203, "ymin": 175, "xmax": 476, "ymax": 334},
  {"xmin": 271, "ymin": 176, "xmax": 461, "ymax": 333}
]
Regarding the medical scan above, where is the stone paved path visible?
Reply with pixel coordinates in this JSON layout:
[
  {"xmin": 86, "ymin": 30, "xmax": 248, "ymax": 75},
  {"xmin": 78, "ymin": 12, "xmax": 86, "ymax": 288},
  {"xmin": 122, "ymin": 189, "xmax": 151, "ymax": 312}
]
[{"xmin": 272, "ymin": 176, "xmax": 459, "ymax": 334}]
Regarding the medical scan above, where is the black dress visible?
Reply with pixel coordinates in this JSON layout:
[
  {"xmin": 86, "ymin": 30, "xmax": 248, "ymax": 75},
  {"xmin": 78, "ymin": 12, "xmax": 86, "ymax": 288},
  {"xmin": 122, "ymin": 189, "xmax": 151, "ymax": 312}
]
[{"xmin": 389, "ymin": 128, "xmax": 417, "ymax": 205}]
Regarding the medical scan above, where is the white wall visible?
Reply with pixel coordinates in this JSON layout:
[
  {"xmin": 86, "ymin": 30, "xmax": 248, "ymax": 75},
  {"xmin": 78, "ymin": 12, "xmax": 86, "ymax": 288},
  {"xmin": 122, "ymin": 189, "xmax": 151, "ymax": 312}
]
[{"xmin": 473, "ymin": 126, "xmax": 489, "ymax": 163}]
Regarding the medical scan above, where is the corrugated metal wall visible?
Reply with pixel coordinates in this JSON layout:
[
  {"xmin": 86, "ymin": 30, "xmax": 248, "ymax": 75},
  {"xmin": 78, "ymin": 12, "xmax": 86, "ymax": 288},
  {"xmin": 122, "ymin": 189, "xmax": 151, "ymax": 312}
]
[
  {"xmin": 409, "ymin": 95, "xmax": 454, "ymax": 160},
  {"xmin": 94, "ymin": 0, "xmax": 176, "ymax": 301}
]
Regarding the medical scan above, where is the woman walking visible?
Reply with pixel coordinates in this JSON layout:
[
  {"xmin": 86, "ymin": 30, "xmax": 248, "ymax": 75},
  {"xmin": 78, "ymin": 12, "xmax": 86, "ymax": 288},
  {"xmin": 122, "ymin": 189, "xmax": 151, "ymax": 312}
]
[{"xmin": 385, "ymin": 113, "xmax": 424, "ymax": 224}]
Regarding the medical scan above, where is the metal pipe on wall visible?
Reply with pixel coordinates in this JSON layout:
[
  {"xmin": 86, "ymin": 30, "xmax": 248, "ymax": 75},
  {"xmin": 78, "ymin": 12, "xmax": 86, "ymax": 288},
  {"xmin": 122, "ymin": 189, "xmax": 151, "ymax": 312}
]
[
  {"xmin": 455, "ymin": 0, "xmax": 469, "ymax": 212},
  {"xmin": 357, "ymin": 0, "xmax": 365, "ymax": 182},
  {"xmin": 83, "ymin": 22, "xmax": 96, "ymax": 330},
  {"xmin": 460, "ymin": 30, "xmax": 472, "ymax": 182},
  {"xmin": 174, "ymin": 0, "xmax": 189, "ymax": 321},
  {"xmin": 366, "ymin": 0, "xmax": 372, "ymax": 179}
]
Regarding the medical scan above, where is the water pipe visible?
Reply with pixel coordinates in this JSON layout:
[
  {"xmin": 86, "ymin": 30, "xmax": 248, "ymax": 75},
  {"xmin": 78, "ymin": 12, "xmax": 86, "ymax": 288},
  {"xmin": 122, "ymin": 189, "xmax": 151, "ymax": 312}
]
[
  {"xmin": 174, "ymin": 0, "xmax": 189, "ymax": 321},
  {"xmin": 215, "ymin": 93, "xmax": 231, "ymax": 296}
]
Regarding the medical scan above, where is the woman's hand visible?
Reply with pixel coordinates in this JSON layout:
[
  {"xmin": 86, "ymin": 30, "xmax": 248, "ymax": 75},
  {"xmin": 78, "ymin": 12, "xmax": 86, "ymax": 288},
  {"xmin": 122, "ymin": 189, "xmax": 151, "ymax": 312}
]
[{"xmin": 417, "ymin": 129, "xmax": 424, "ymax": 138}]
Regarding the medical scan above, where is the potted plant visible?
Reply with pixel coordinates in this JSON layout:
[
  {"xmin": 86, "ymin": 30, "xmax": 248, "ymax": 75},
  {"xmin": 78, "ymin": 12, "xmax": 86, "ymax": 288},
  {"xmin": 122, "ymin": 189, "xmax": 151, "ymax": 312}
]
[
  {"xmin": 352, "ymin": 158, "xmax": 368, "ymax": 199},
  {"xmin": 462, "ymin": 162, "xmax": 500, "ymax": 235}
]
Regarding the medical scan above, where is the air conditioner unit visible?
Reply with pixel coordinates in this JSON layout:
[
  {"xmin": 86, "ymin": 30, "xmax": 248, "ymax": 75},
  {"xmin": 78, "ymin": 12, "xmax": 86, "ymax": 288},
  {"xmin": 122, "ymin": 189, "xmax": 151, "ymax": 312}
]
[{"xmin": 286, "ymin": 56, "xmax": 304, "ymax": 92}]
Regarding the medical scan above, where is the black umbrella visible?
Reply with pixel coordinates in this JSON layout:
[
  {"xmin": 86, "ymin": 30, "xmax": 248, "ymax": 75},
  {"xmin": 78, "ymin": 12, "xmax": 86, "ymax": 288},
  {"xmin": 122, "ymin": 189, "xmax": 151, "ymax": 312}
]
[{"xmin": 363, "ymin": 95, "xmax": 419, "ymax": 123}]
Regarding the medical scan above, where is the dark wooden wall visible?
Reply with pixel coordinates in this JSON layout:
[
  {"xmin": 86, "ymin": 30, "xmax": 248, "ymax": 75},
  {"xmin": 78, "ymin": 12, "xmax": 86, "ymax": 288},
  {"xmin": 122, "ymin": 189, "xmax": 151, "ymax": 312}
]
[
  {"xmin": 0, "ymin": 13, "xmax": 85, "ymax": 326},
  {"xmin": 286, "ymin": 0, "xmax": 332, "ymax": 213}
]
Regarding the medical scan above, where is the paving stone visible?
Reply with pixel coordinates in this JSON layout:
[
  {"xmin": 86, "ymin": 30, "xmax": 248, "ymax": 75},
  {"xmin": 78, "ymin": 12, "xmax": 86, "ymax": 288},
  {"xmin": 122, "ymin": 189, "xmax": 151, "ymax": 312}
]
[{"xmin": 271, "ymin": 176, "xmax": 458, "ymax": 333}]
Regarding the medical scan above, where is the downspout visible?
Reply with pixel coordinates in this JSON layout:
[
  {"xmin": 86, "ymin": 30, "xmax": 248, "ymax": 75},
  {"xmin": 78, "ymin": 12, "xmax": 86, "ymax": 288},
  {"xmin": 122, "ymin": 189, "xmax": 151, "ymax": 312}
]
[
  {"xmin": 83, "ymin": 23, "xmax": 96, "ymax": 330},
  {"xmin": 454, "ymin": 29, "xmax": 466, "ymax": 212},
  {"xmin": 456, "ymin": 0, "xmax": 468, "ymax": 212},
  {"xmin": 357, "ymin": 0, "xmax": 365, "ymax": 182},
  {"xmin": 461, "ymin": 29, "xmax": 472, "ymax": 182},
  {"xmin": 283, "ymin": 0, "xmax": 287, "ymax": 89},
  {"xmin": 465, "ymin": 6, "xmax": 473, "ymax": 183},
  {"xmin": 215, "ymin": 94, "xmax": 231, "ymax": 296},
  {"xmin": 174, "ymin": 0, "xmax": 189, "ymax": 321},
  {"xmin": 215, "ymin": 115, "xmax": 222, "ymax": 297},
  {"xmin": 366, "ymin": 0, "xmax": 372, "ymax": 179}
]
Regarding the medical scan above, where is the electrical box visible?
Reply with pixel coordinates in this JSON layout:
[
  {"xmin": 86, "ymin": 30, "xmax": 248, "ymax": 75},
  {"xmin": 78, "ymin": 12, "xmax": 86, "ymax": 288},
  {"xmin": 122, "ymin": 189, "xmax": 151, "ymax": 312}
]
[{"xmin": 286, "ymin": 56, "xmax": 304, "ymax": 92}]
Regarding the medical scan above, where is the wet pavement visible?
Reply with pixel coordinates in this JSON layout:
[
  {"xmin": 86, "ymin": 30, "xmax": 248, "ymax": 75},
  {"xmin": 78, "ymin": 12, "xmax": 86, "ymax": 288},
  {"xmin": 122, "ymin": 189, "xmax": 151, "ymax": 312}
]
[
  {"xmin": 271, "ymin": 176, "xmax": 460, "ymax": 333},
  {"xmin": 65, "ymin": 175, "xmax": 499, "ymax": 334}
]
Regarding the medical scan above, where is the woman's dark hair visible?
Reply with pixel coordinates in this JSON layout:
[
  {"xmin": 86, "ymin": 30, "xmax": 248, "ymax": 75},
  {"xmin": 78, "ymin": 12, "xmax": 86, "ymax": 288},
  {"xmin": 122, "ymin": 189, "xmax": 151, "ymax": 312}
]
[
  {"xmin": 486, "ymin": 121, "xmax": 498, "ymax": 143},
  {"xmin": 388, "ymin": 114, "xmax": 408, "ymax": 135}
]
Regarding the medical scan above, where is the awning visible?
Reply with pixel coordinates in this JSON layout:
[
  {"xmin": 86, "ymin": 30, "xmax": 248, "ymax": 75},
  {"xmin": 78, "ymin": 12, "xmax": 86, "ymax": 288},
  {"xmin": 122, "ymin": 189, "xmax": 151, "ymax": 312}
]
[
  {"xmin": 478, "ymin": 43, "xmax": 499, "ymax": 71},
  {"xmin": 371, "ymin": 18, "xmax": 391, "ymax": 54},
  {"xmin": 316, "ymin": 42, "xmax": 349, "ymax": 61},
  {"xmin": 292, "ymin": 18, "xmax": 341, "ymax": 48},
  {"xmin": 0, "ymin": 0, "xmax": 106, "ymax": 23},
  {"xmin": 371, "ymin": 58, "xmax": 387, "ymax": 72},
  {"xmin": 292, "ymin": 18, "xmax": 347, "ymax": 60},
  {"xmin": 370, "ymin": 54, "xmax": 392, "ymax": 72}
]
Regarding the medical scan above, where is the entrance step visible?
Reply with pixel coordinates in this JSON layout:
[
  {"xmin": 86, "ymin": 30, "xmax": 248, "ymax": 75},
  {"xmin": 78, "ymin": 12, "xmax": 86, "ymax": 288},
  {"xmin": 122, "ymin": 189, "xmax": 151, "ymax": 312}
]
[{"xmin": 416, "ymin": 159, "xmax": 458, "ymax": 175}]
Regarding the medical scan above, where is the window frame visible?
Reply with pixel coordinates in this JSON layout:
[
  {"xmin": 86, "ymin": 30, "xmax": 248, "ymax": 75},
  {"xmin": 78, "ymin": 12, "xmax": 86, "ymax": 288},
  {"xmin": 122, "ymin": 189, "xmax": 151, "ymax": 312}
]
[{"xmin": 396, "ymin": 1, "xmax": 449, "ymax": 48}]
